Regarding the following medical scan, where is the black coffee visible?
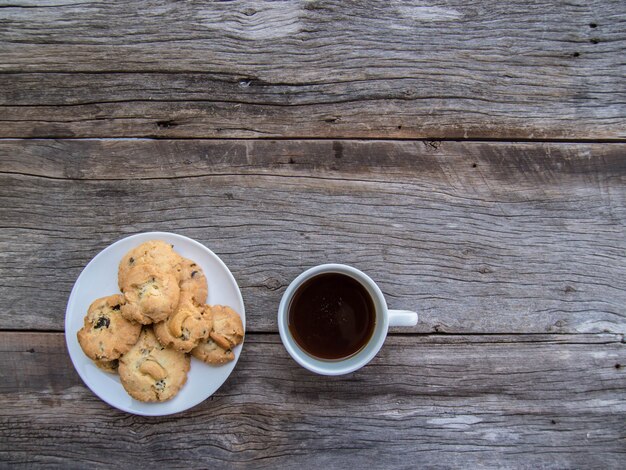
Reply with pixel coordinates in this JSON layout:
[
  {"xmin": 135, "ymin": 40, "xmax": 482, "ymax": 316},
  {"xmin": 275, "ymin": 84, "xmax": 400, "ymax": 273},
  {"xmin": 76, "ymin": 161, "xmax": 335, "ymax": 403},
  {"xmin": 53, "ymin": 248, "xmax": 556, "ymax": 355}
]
[{"xmin": 288, "ymin": 273, "xmax": 376, "ymax": 360}]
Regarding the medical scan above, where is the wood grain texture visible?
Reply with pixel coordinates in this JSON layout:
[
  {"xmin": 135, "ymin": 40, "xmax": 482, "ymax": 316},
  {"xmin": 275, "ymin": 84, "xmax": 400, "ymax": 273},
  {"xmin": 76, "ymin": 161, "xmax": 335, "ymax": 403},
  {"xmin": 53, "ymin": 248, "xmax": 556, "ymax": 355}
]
[
  {"xmin": 1, "ymin": 0, "xmax": 625, "ymax": 139},
  {"xmin": 0, "ymin": 332, "xmax": 624, "ymax": 468},
  {"xmin": 0, "ymin": 139, "xmax": 624, "ymax": 334}
]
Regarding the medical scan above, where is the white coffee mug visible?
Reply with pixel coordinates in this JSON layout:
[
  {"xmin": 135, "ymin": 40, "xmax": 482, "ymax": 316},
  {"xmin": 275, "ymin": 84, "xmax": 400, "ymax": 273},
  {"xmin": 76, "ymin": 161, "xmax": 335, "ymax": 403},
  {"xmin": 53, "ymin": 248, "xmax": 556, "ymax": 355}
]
[{"xmin": 278, "ymin": 264, "xmax": 418, "ymax": 375}]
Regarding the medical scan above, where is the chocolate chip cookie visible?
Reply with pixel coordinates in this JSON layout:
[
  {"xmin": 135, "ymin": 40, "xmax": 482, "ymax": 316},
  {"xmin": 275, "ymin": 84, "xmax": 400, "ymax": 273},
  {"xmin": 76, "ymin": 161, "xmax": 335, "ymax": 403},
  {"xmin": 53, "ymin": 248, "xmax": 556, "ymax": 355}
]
[
  {"xmin": 77, "ymin": 294, "xmax": 141, "ymax": 362},
  {"xmin": 192, "ymin": 305, "xmax": 244, "ymax": 365},
  {"xmin": 120, "ymin": 264, "xmax": 180, "ymax": 324},
  {"xmin": 208, "ymin": 305, "xmax": 244, "ymax": 350},
  {"xmin": 119, "ymin": 327, "xmax": 190, "ymax": 402},
  {"xmin": 95, "ymin": 359, "xmax": 119, "ymax": 374},
  {"xmin": 175, "ymin": 257, "xmax": 208, "ymax": 304},
  {"xmin": 118, "ymin": 240, "xmax": 182, "ymax": 289},
  {"xmin": 153, "ymin": 296, "xmax": 212, "ymax": 352},
  {"xmin": 191, "ymin": 337, "xmax": 235, "ymax": 365}
]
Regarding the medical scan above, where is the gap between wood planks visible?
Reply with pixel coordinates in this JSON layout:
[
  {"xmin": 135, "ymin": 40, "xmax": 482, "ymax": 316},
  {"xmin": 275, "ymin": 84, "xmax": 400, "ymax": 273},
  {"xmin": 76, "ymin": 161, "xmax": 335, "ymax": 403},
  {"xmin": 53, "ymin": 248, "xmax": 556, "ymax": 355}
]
[
  {"xmin": 1, "ymin": 137, "xmax": 626, "ymax": 143},
  {"xmin": 1, "ymin": 329, "xmax": 623, "ymax": 343}
]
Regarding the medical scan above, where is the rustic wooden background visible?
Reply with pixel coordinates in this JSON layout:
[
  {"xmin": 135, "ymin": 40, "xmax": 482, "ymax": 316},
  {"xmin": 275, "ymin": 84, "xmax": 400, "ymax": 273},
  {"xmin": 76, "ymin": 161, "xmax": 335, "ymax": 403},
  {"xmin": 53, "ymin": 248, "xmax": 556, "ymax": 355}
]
[{"xmin": 0, "ymin": 0, "xmax": 624, "ymax": 468}]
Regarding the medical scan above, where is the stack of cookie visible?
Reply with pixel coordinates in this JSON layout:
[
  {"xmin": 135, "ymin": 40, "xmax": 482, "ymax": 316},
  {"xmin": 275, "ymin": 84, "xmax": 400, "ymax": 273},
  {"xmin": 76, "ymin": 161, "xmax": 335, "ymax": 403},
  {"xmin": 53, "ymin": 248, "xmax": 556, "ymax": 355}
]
[{"xmin": 77, "ymin": 240, "xmax": 244, "ymax": 402}]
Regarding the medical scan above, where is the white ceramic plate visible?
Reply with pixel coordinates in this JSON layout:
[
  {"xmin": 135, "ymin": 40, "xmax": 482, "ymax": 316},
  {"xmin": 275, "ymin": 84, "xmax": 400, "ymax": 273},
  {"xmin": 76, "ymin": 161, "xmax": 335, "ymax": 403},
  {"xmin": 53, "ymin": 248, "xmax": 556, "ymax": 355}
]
[{"xmin": 65, "ymin": 232, "xmax": 245, "ymax": 416}]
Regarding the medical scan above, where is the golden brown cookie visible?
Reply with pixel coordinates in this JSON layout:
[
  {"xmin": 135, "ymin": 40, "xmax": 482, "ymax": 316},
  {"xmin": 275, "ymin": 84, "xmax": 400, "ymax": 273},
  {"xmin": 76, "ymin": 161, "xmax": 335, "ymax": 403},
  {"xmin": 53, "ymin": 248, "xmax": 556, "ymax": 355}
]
[
  {"xmin": 191, "ymin": 338, "xmax": 235, "ymax": 365},
  {"xmin": 77, "ymin": 295, "xmax": 141, "ymax": 362},
  {"xmin": 153, "ymin": 296, "xmax": 212, "ymax": 352},
  {"xmin": 120, "ymin": 264, "xmax": 180, "ymax": 324},
  {"xmin": 95, "ymin": 359, "xmax": 119, "ymax": 374},
  {"xmin": 209, "ymin": 305, "xmax": 244, "ymax": 350},
  {"xmin": 175, "ymin": 258, "xmax": 208, "ymax": 304},
  {"xmin": 191, "ymin": 305, "xmax": 243, "ymax": 365},
  {"xmin": 119, "ymin": 328, "xmax": 190, "ymax": 402},
  {"xmin": 118, "ymin": 240, "xmax": 182, "ymax": 290}
]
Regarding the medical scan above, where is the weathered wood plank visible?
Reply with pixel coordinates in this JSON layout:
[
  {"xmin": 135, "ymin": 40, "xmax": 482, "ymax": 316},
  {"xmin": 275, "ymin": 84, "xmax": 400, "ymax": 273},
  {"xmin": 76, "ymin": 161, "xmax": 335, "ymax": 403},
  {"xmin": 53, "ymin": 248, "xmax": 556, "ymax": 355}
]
[
  {"xmin": 0, "ymin": 332, "xmax": 624, "ymax": 468},
  {"xmin": 0, "ymin": 0, "xmax": 625, "ymax": 139},
  {"xmin": 0, "ymin": 139, "xmax": 624, "ymax": 334}
]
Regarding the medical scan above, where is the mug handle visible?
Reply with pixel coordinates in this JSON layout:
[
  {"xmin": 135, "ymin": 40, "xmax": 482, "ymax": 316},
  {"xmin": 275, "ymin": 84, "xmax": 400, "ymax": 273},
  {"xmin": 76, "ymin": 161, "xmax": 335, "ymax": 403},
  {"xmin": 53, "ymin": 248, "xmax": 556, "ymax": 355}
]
[{"xmin": 388, "ymin": 310, "xmax": 418, "ymax": 327}]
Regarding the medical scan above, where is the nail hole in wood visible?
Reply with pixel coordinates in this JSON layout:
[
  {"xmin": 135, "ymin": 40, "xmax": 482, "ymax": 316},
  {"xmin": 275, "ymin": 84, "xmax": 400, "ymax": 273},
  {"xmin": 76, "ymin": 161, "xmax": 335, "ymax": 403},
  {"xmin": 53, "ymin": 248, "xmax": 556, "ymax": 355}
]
[
  {"xmin": 616, "ymin": 363, "xmax": 622, "ymax": 369},
  {"xmin": 472, "ymin": 163, "xmax": 477, "ymax": 168},
  {"xmin": 551, "ymin": 420, "xmax": 556, "ymax": 425},
  {"xmin": 590, "ymin": 38, "xmax": 599, "ymax": 44},
  {"xmin": 572, "ymin": 52, "xmax": 580, "ymax": 58},
  {"xmin": 288, "ymin": 157, "xmax": 295, "ymax": 164},
  {"xmin": 589, "ymin": 23, "xmax": 597, "ymax": 28}
]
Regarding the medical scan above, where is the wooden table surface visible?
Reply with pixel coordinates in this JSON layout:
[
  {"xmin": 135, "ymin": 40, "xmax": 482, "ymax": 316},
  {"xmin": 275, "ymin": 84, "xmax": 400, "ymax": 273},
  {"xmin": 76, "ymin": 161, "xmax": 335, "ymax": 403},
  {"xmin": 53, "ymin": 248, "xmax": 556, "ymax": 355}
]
[{"xmin": 1, "ymin": 1, "xmax": 625, "ymax": 468}]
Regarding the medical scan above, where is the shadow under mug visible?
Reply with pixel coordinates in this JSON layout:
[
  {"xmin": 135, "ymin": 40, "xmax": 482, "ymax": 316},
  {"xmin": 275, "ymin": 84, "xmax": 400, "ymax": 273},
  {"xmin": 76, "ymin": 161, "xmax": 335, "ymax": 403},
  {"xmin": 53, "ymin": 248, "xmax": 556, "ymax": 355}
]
[{"xmin": 278, "ymin": 264, "xmax": 418, "ymax": 375}]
